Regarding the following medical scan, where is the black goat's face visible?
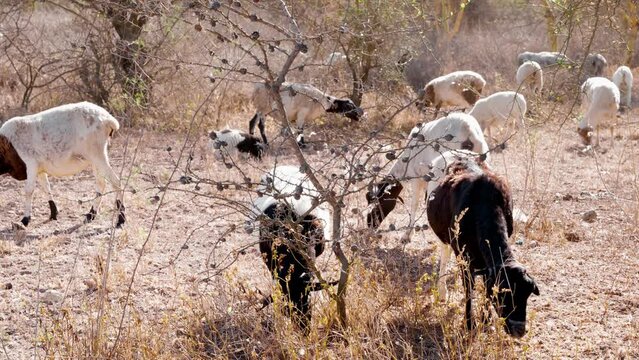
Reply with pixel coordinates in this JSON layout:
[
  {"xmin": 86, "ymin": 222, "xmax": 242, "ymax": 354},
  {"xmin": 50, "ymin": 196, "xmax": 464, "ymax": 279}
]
[
  {"xmin": 236, "ymin": 134, "xmax": 265, "ymax": 160},
  {"xmin": 489, "ymin": 262, "xmax": 540, "ymax": 338},
  {"xmin": 327, "ymin": 97, "xmax": 363, "ymax": 121},
  {"xmin": 366, "ymin": 179, "xmax": 404, "ymax": 229}
]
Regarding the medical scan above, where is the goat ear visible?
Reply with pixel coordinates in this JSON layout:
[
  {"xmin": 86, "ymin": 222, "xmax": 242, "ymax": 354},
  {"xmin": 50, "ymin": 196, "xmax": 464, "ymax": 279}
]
[{"xmin": 527, "ymin": 274, "xmax": 540, "ymax": 295}]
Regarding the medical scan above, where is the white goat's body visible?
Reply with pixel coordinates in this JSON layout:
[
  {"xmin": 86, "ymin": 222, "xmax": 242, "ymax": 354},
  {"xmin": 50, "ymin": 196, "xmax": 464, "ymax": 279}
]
[
  {"xmin": 612, "ymin": 66, "xmax": 633, "ymax": 108},
  {"xmin": 1, "ymin": 102, "xmax": 119, "ymax": 177},
  {"xmin": 207, "ymin": 128, "xmax": 263, "ymax": 160},
  {"xmin": 388, "ymin": 113, "xmax": 489, "ymax": 242},
  {"xmin": 0, "ymin": 101, "xmax": 124, "ymax": 226},
  {"xmin": 516, "ymin": 61, "xmax": 543, "ymax": 93},
  {"xmin": 578, "ymin": 77, "xmax": 620, "ymax": 145},
  {"xmin": 423, "ymin": 71, "xmax": 486, "ymax": 109},
  {"xmin": 252, "ymin": 165, "xmax": 332, "ymax": 242},
  {"xmin": 517, "ymin": 51, "xmax": 570, "ymax": 67},
  {"xmin": 390, "ymin": 113, "xmax": 489, "ymax": 180},
  {"xmin": 469, "ymin": 91, "xmax": 527, "ymax": 141},
  {"xmin": 250, "ymin": 82, "xmax": 361, "ymax": 146},
  {"xmin": 252, "ymin": 82, "xmax": 331, "ymax": 130}
]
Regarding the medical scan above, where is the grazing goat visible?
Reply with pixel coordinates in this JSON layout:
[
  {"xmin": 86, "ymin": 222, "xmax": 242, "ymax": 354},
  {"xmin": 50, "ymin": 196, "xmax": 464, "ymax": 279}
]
[
  {"xmin": 517, "ymin": 51, "xmax": 571, "ymax": 67},
  {"xmin": 468, "ymin": 91, "xmax": 527, "ymax": 143},
  {"xmin": 366, "ymin": 113, "xmax": 489, "ymax": 243},
  {"xmin": 612, "ymin": 65, "xmax": 633, "ymax": 109},
  {"xmin": 419, "ymin": 71, "xmax": 486, "ymax": 118},
  {"xmin": 426, "ymin": 151, "xmax": 539, "ymax": 338},
  {"xmin": 0, "ymin": 102, "xmax": 125, "ymax": 227},
  {"xmin": 248, "ymin": 82, "xmax": 363, "ymax": 147},
  {"xmin": 208, "ymin": 128, "xmax": 264, "ymax": 160},
  {"xmin": 252, "ymin": 165, "xmax": 333, "ymax": 332},
  {"xmin": 516, "ymin": 61, "xmax": 543, "ymax": 94},
  {"xmin": 583, "ymin": 53, "xmax": 607, "ymax": 77},
  {"xmin": 577, "ymin": 77, "xmax": 620, "ymax": 146}
]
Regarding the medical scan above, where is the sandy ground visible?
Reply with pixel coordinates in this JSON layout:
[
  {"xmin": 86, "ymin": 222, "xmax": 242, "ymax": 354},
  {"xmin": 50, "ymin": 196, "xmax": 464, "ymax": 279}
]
[{"xmin": 1, "ymin": 102, "xmax": 638, "ymax": 359}]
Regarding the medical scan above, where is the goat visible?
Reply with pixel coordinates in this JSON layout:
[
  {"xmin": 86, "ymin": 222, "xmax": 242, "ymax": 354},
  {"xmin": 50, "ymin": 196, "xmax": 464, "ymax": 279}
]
[
  {"xmin": 248, "ymin": 82, "xmax": 363, "ymax": 147},
  {"xmin": 516, "ymin": 61, "xmax": 543, "ymax": 94},
  {"xmin": 0, "ymin": 102, "xmax": 125, "ymax": 227},
  {"xmin": 418, "ymin": 71, "xmax": 486, "ymax": 119},
  {"xmin": 365, "ymin": 112, "xmax": 489, "ymax": 243},
  {"xmin": 426, "ymin": 151, "xmax": 540, "ymax": 338},
  {"xmin": 468, "ymin": 91, "xmax": 527, "ymax": 144},
  {"xmin": 577, "ymin": 77, "xmax": 620, "ymax": 146},
  {"xmin": 208, "ymin": 128, "xmax": 264, "ymax": 160},
  {"xmin": 583, "ymin": 53, "xmax": 607, "ymax": 78},
  {"xmin": 252, "ymin": 165, "xmax": 333, "ymax": 332},
  {"xmin": 517, "ymin": 51, "xmax": 571, "ymax": 67},
  {"xmin": 612, "ymin": 65, "xmax": 633, "ymax": 110}
]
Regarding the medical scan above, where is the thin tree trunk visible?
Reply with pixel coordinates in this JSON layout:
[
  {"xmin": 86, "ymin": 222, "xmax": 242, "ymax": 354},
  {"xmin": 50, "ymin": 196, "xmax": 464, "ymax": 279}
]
[{"xmin": 542, "ymin": 0, "xmax": 558, "ymax": 52}]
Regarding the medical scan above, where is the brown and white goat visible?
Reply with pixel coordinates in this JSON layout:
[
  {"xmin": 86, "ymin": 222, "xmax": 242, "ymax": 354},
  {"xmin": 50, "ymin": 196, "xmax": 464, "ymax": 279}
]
[
  {"xmin": 0, "ymin": 102, "xmax": 125, "ymax": 227},
  {"xmin": 426, "ymin": 151, "xmax": 539, "ymax": 338}
]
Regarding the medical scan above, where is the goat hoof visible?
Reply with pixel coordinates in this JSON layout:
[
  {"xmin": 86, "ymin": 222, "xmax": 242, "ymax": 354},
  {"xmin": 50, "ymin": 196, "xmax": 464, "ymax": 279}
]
[
  {"xmin": 116, "ymin": 200, "xmax": 126, "ymax": 228},
  {"xmin": 116, "ymin": 213, "xmax": 126, "ymax": 228},
  {"xmin": 85, "ymin": 208, "xmax": 97, "ymax": 223},
  {"xmin": 20, "ymin": 216, "xmax": 31, "ymax": 227},
  {"xmin": 48, "ymin": 200, "xmax": 58, "ymax": 221}
]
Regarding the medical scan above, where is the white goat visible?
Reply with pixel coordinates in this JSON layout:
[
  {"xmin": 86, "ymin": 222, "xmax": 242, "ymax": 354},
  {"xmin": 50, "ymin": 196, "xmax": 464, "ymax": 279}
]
[
  {"xmin": 577, "ymin": 77, "xmax": 620, "ymax": 146},
  {"xmin": 469, "ymin": 91, "xmax": 527, "ymax": 143},
  {"xmin": 0, "ymin": 102, "xmax": 125, "ymax": 227},
  {"xmin": 207, "ymin": 128, "xmax": 265, "ymax": 161},
  {"xmin": 583, "ymin": 53, "xmax": 607, "ymax": 77},
  {"xmin": 419, "ymin": 70, "xmax": 486, "ymax": 118},
  {"xmin": 249, "ymin": 82, "xmax": 363, "ymax": 147},
  {"xmin": 517, "ymin": 51, "xmax": 571, "ymax": 67},
  {"xmin": 612, "ymin": 66, "xmax": 633, "ymax": 109},
  {"xmin": 365, "ymin": 112, "xmax": 489, "ymax": 243},
  {"xmin": 516, "ymin": 61, "xmax": 543, "ymax": 94}
]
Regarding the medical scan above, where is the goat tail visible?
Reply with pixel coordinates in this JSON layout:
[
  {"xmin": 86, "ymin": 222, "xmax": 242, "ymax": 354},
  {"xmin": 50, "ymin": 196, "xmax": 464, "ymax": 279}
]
[{"xmin": 102, "ymin": 115, "xmax": 120, "ymax": 138}]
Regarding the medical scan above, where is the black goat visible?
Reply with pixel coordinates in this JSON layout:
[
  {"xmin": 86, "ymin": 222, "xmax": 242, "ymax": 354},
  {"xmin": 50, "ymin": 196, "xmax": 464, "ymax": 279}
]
[
  {"xmin": 258, "ymin": 202, "xmax": 327, "ymax": 333},
  {"xmin": 427, "ymin": 154, "xmax": 539, "ymax": 338}
]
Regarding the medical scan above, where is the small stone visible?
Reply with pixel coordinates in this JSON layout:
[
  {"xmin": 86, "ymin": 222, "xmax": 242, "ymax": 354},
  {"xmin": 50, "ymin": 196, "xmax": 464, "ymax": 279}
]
[
  {"xmin": 181, "ymin": 244, "xmax": 189, "ymax": 250},
  {"xmin": 41, "ymin": 290, "xmax": 64, "ymax": 305},
  {"xmin": 12, "ymin": 222, "xmax": 26, "ymax": 245},
  {"xmin": 515, "ymin": 237, "xmax": 525, "ymax": 246},
  {"xmin": 83, "ymin": 279, "xmax": 98, "ymax": 292},
  {"xmin": 582, "ymin": 210, "xmax": 597, "ymax": 223},
  {"xmin": 529, "ymin": 240, "xmax": 539, "ymax": 248},
  {"xmin": 562, "ymin": 193, "xmax": 574, "ymax": 201},
  {"xmin": 565, "ymin": 231, "xmax": 581, "ymax": 242},
  {"xmin": 3, "ymin": 283, "xmax": 12, "ymax": 290}
]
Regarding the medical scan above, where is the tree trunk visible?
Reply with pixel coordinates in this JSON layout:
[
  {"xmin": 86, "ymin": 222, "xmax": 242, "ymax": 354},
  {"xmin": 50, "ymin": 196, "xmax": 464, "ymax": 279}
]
[
  {"xmin": 542, "ymin": 0, "xmax": 558, "ymax": 52},
  {"xmin": 623, "ymin": 0, "xmax": 639, "ymax": 65},
  {"xmin": 106, "ymin": 2, "xmax": 150, "ymax": 107}
]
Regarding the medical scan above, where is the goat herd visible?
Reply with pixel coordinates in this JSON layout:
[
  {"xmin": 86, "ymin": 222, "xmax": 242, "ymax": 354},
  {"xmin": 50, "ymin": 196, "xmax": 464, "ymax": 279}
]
[{"xmin": 0, "ymin": 50, "xmax": 632, "ymax": 341}]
